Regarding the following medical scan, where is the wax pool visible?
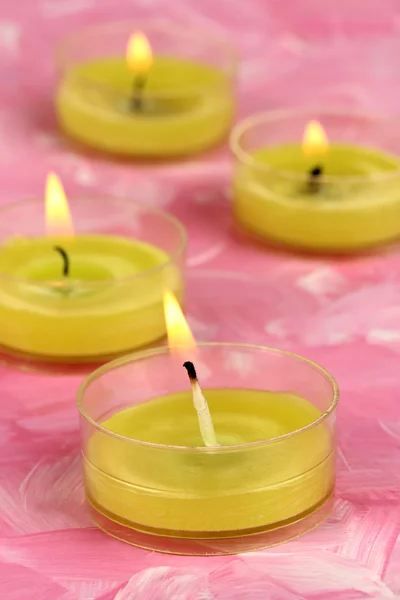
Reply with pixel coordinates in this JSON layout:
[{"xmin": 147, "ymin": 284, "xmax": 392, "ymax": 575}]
[
  {"xmin": 57, "ymin": 57, "xmax": 235, "ymax": 157},
  {"xmin": 0, "ymin": 235, "xmax": 183, "ymax": 360},
  {"xmin": 84, "ymin": 389, "xmax": 335, "ymax": 533},
  {"xmin": 233, "ymin": 143, "xmax": 400, "ymax": 251}
]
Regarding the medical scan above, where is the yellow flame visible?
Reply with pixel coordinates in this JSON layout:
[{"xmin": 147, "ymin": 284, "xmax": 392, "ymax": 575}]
[
  {"xmin": 126, "ymin": 32, "xmax": 153, "ymax": 73},
  {"xmin": 163, "ymin": 290, "xmax": 196, "ymax": 352},
  {"xmin": 302, "ymin": 120, "xmax": 329, "ymax": 157},
  {"xmin": 45, "ymin": 172, "xmax": 74, "ymax": 238}
]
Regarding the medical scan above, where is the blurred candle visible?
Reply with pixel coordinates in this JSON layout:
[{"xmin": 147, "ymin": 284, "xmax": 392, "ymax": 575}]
[
  {"xmin": 56, "ymin": 23, "xmax": 236, "ymax": 157},
  {"xmin": 0, "ymin": 173, "xmax": 185, "ymax": 363},
  {"xmin": 232, "ymin": 111, "xmax": 400, "ymax": 252}
]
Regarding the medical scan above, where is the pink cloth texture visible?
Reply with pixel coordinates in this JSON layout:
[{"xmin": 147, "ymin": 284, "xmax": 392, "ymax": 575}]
[{"xmin": 1, "ymin": 0, "xmax": 400, "ymax": 598}]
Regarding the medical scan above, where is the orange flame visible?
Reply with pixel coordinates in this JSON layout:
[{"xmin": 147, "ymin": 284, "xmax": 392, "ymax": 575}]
[
  {"xmin": 45, "ymin": 172, "xmax": 74, "ymax": 238},
  {"xmin": 163, "ymin": 290, "xmax": 196, "ymax": 353},
  {"xmin": 126, "ymin": 32, "xmax": 153, "ymax": 73},
  {"xmin": 302, "ymin": 121, "xmax": 329, "ymax": 157}
]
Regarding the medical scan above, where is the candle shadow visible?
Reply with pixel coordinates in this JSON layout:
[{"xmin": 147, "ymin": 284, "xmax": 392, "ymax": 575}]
[
  {"xmin": 0, "ymin": 334, "xmax": 168, "ymax": 377},
  {"xmin": 231, "ymin": 222, "xmax": 400, "ymax": 263},
  {"xmin": 60, "ymin": 134, "xmax": 231, "ymax": 168}
]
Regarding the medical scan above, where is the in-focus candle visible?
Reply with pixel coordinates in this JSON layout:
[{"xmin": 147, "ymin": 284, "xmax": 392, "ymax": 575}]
[{"xmin": 78, "ymin": 342, "xmax": 338, "ymax": 555}]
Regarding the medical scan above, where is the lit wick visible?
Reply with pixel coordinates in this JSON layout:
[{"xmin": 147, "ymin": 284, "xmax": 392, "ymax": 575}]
[
  {"xmin": 53, "ymin": 245, "xmax": 70, "ymax": 277},
  {"xmin": 302, "ymin": 121, "xmax": 328, "ymax": 197},
  {"xmin": 131, "ymin": 74, "xmax": 147, "ymax": 112},
  {"xmin": 126, "ymin": 32, "xmax": 153, "ymax": 114},
  {"xmin": 308, "ymin": 164, "xmax": 323, "ymax": 194},
  {"xmin": 183, "ymin": 361, "xmax": 219, "ymax": 447}
]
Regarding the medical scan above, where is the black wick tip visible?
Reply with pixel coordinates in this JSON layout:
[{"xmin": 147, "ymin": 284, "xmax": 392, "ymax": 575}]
[
  {"xmin": 53, "ymin": 245, "xmax": 70, "ymax": 277},
  {"xmin": 307, "ymin": 165, "xmax": 323, "ymax": 194},
  {"xmin": 183, "ymin": 361, "xmax": 197, "ymax": 381},
  {"xmin": 309, "ymin": 165, "xmax": 323, "ymax": 178}
]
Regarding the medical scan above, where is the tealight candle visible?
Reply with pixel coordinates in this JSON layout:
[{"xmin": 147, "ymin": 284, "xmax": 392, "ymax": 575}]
[
  {"xmin": 231, "ymin": 109, "xmax": 400, "ymax": 252},
  {"xmin": 0, "ymin": 174, "xmax": 186, "ymax": 369},
  {"xmin": 78, "ymin": 293, "xmax": 338, "ymax": 555},
  {"xmin": 56, "ymin": 22, "xmax": 237, "ymax": 157}
]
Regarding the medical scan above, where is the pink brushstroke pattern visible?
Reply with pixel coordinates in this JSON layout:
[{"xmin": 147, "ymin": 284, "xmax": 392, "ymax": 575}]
[{"xmin": 0, "ymin": 0, "xmax": 400, "ymax": 598}]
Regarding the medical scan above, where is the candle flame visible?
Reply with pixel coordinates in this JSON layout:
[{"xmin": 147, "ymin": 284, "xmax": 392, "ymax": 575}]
[
  {"xmin": 163, "ymin": 290, "xmax": 196, "ymax": 353},
  {"xmin": 126, "ymin": 32, "xmax": 153, "ymax": 74},
  {"xmin": 45, "ymin": 172, "xmax": 74, "ymax": 238},
  {"xmin": 302, "ymin": 120, "xmax": 329, "ymax": 157}
]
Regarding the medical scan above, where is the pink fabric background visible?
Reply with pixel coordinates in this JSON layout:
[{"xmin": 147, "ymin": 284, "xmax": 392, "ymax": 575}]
[{"xmin": 1, "ymin": 0, "xmax": 400, "ymax": 598}]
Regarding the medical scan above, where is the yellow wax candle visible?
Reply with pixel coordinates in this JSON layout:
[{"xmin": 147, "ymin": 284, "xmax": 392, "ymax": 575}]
[
  {"xmin": 232, "ymin": 115, "xmax": 400, "ymax": 252},
  {"xmin": 0, "ymin": 174, "xmax": 185, "ymax": 363},
  {"xmin": 84, "ymin": 389, "xmax": 334, "ymax": 533},
  {"xmin": 56, "ymin": 27, "xmax": 236, "ymax": 157},
  {"xmin": 0, "ymin": 235, "xmax": 182, "ymax": 359}
]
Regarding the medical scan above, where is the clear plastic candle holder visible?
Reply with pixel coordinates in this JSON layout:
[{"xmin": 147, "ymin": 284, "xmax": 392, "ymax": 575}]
[
  {"xmin": 56, "ymin": 20, "xmax": 237, "ymax": 158},
  {"xmin": 77, "ymin": 343, "xmax": 338, "ymax": 556},
  {"xmin": 0, "ymin": 197, "xmax": 186, "ymax": 373},
  {"xmin": 230, "ymin": 109, "xmax": 400, "ymax": 253}
]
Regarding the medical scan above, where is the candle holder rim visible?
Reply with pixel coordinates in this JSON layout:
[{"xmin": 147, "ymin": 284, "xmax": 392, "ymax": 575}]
[
  {"xmin": 0, "ymin": 196, "xmax": 187, "ymax": 286},
  {"xmin": 230, "ymin": 107, "xmax": 400, "ymax": 186},
  {"xmin": 55, "ymin": 18, "xmax": 238, "ymax": 96},
  {"xmin": 77, "ymin": 341, "xmax": 339, "ymax": 452}
]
